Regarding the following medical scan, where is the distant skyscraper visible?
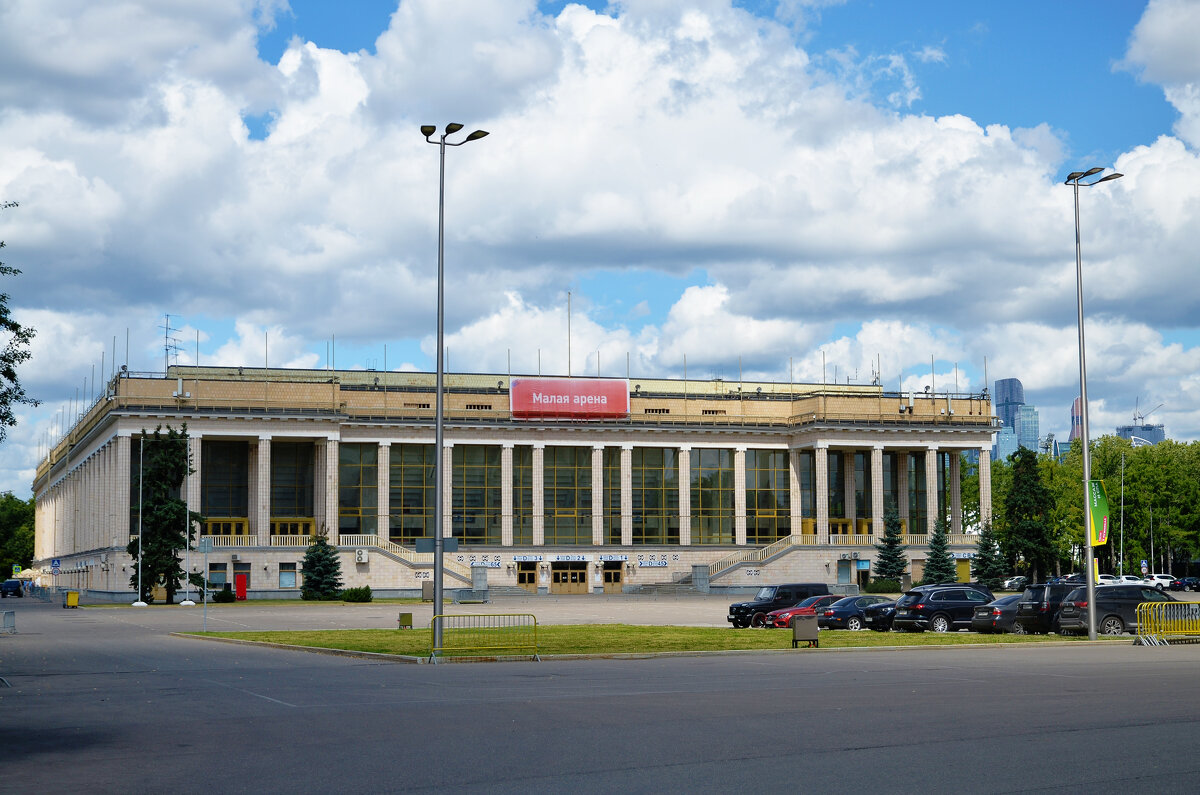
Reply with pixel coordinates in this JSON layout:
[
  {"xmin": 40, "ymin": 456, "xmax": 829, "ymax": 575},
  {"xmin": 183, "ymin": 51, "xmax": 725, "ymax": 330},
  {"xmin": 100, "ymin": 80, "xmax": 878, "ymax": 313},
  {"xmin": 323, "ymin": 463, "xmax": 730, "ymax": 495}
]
[
  {"xmin": 1069, "ymin": 396, "xmax": 1082, "ymax": 442},
  {"xmin": 994, "ymin": 426, "xmax": 1018, "ymax": 462},
  {"xmin": 1116, "ymin": 423, "xmax": 1166, "ymax": 445},
  {"xmin": 994, "ymin": 378, "xmax": 1025, "ymax": 433},
  {"xmin": 1016, "ymin": 404, "xmax": 1039, "ymax": 452}
]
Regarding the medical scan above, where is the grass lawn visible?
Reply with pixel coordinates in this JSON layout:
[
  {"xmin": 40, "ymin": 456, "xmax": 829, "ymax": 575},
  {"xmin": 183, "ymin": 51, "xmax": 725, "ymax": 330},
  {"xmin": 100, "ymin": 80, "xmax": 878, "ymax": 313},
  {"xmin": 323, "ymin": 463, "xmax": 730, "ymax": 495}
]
[{"xmin": 195, "ymin": 624, "xmax": 1097, "ymax": 658}]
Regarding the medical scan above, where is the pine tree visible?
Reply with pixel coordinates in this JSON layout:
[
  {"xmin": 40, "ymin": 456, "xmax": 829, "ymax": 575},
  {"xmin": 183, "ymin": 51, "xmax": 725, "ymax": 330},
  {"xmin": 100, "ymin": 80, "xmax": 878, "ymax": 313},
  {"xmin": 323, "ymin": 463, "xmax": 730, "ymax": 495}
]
[
  {"xmin": 301, "ymin": 529, "xmax": 343, "ymax": 600},
  {"xmin": 873, "ymin": 507, "xmax": 908, "ymax": 583},
  {"xmin": 922, "ymin": 517, "xmax": 957, "ymax": 584},
  {"xmin": 971, "ymin": 520, "xmax": 1007, "ymax": 590},
  {"xmin": 1003, "ymin": 446, "xmax": 1055, "ymax": 583},
  {"xmin": 125, "ymin": 425, "xmax": 201, "ymax": 603}
]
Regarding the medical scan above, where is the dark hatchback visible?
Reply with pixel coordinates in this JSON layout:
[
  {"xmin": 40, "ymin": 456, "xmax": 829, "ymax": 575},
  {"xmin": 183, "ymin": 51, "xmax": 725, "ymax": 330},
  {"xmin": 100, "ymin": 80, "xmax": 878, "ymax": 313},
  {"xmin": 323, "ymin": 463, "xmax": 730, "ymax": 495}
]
[
  {"xmin": 1056, "ymin": 584, "xmax": 1176, "ymax": 635},
  {"xmin": 893, "ymin": 584, "xmax": 995, "ymax": 633},
  {"xmin": 816, "ymin": 595, "xmax": 893, "ymax": 631},
  {"xmin": 1, "ymin": 579, "xmax": 22, "ymax": 598},
  {"xmin": 1012, "ymin": 583, "xmax": 1081, "ymax": 634},
  {"xmin": 863, "ymin": 599, "xmax": 898, "ymax": 631},
  {"xmin": 970, "ymin": 593, "xmax": 1021, "ymax": 634}
]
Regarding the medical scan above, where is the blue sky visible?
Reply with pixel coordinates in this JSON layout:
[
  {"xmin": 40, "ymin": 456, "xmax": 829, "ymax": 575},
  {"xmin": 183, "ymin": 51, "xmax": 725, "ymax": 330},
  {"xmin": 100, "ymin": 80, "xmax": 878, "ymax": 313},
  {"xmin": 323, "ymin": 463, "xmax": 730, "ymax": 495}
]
[{"xmin": 2, "ymin": 0, "xmax": 1200, "ymax": 495}]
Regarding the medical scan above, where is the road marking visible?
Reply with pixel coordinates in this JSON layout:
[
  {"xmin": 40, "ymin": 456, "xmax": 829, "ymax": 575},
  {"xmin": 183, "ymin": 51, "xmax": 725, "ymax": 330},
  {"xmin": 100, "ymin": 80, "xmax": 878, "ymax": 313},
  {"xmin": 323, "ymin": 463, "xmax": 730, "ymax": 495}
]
[{"xmin": 201, "ymin": 677, "xmax": 297, "ymax": 707}]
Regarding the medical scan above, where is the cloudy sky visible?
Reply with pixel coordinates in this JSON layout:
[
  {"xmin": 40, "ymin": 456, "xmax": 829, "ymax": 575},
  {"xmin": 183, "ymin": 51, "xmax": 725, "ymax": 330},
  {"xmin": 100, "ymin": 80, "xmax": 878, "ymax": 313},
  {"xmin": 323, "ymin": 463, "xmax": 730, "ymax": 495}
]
[{"xmin": 2, "ymin": 0, "xmax": 1199, "ymax": 497}]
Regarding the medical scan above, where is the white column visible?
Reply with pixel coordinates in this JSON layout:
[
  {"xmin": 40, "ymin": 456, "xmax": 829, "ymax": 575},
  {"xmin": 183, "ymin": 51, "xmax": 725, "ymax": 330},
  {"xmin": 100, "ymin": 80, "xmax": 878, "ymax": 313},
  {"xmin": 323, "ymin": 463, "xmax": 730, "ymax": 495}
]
[
  {"xmin": 532, "ymin": 444, "xmax": 544, "ymax": 546},
  {"xmin": 592, "ymin": 445, "xmax": 605, "ymax": 545},
  {"xmin": 789, "ymin": 448, "xmax": 803, "ymax": 534},
  {"xmin": 734, "ymin": 447, "xmax": 747, "ymax": 546},
  {"xmin": 441, "ymin": 441, "xmax": 453, "ymax": 539},
  {"xmin": 185, "ymin": 436, "xmax": 201, "ymax": 540},
  {"xmin": 978, "ymin": 447, "xmax": 992, "ymax": 526},
  {"xmin": 925, "ymin": 445, "xmax": 939, "ymax": 534},
  {"xmin": 815, "ymin": 443, "xmax": 829, "ymax": 544},
  {"xmin": 677, "ymin": 446, "xmax": 691, "ymax": 545},
  {"xmin": 620, "ymin": 446, "xmax": 633, "ymax": 546},
  {"xmin": 871, "ymin": 445, "xmax": 884, "ymax": 538},
  {"xmin": 255, "ymin": 437, "xmax": 271, "ymax": 545},
  {"xmin": 323, "ymin": 439, "xmax": 339, "ymax": 543},
  {"xmin": 376, "ymin": 442, "xmax": 390, "ymax": 541},
  {"xmin": 501, "ymin": 444, "xmax": 514, "ymax": 546}
]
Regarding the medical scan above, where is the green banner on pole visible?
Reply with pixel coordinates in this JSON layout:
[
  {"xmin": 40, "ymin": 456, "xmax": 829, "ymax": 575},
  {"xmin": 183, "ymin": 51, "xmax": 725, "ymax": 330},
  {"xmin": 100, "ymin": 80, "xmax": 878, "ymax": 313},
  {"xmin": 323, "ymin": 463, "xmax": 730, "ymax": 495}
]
[{"xmin": 1088, "ymin": 479, "xmax": 1110, "ymax": 547}]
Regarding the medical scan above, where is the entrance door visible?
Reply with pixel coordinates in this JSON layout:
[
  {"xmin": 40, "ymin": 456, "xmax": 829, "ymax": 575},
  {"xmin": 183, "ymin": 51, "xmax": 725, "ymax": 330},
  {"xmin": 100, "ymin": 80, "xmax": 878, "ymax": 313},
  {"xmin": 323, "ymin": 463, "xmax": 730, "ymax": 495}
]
[
  {"xmin": 516, "ymin": 562, "xmax": 537, "ymax": 594},
  {"xmin": 837, "ymin": 560, "xmax": 852, "ymax": 585},
  {"xmin": 603, "ymin": 561, "xmax": 623, "ymax": 594},
  {"xmin": 551, "ymin": 562, "xmax": 589, "ymax": 594}
]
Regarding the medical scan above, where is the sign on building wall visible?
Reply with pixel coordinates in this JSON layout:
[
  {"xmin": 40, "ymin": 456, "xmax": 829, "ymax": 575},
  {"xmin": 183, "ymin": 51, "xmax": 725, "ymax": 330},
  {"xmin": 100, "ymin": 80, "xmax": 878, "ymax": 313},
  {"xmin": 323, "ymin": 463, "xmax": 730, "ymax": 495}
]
[{"xmin": 510, "ymin": 377, "xmax": 630, "ymax": 419}]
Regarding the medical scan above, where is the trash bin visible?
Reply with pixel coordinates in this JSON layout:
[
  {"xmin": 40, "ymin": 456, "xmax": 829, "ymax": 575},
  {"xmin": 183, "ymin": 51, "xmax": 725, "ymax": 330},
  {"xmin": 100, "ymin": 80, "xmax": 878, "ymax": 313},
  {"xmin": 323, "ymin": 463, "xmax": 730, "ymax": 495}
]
[
  {"xmin": 791, "ymin": 614, "xmax": 818, "ymax": 648},
  {"xmin": 63, "ymin": 591, "xmax": 79, "ymax": 609}
]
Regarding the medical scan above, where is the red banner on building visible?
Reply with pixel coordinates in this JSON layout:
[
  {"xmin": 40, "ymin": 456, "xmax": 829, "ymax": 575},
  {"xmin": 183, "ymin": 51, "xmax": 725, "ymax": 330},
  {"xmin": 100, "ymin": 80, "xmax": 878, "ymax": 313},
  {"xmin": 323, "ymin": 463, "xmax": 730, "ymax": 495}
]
[{"xmin": 510, "ymin": 378, "xmax": 630, "ymax": 419}]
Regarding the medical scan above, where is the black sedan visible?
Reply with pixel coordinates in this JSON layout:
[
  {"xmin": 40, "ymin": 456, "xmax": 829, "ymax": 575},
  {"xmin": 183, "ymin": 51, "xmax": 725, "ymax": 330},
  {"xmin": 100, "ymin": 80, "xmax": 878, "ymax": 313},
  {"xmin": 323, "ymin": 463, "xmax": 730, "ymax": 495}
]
[
  {"xmin": 970, "ymin": 594, "xmax": 1021, "ymax": 633},
  {"xmin": 816, "ymin": 595, "xmax": 893, "ymax": 631},
  {"xmin": 863, "ymin": 599, "xmax": 898, "ymax": 631}
]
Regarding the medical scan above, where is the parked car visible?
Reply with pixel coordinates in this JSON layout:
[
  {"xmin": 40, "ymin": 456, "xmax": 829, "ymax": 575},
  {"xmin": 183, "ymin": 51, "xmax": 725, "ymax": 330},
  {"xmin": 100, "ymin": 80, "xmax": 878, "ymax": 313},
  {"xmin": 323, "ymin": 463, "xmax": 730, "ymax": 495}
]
[
  {"xmin": 1097, "ymin": 574, "xmax": 1119, "ymax": 585},
  {"xmin": 892, "ymin": 584, "xmax": 995, "ymax": 633},
  {"xmin": 863, "ymin": 599, "xmax": 898, "ymax": 631},
  {"xmin": 727, "ymin": 583, "xmax": 831, "ymax": 628},
  {"xmin": 1117, "ymin": 575, "xmax": 1144, "ymax": 584},
  {"xmin": 1144, "ymin": 574, "xmax": 1175, "ymax": 590},
  {"xmin": 816, "ymin": 595, "xmax": 893, "ymax": 631},
  {"xmin": 1012, "ymin": 583, "xmax": 1080, "ymax": 634},
  {"xmin": 0, "ymin": 578, "xmax": 22, "ymax": 598},
  {"xmin": 1003, "ymin": 575, "xmax": 1028, "ymax": 591},
  {"xmin": 1168, "ymin": 577, "xmax": 1200, "ymax": 592},
  {"xmin": 1056, "ymin": 584, "xmax": 1177, "ymax": 635},
  {"xmin": 970, "ymin": 594, "xmax": 1022, "ymax": 633},
  {"xmin": 764, "ymin": 594, "xmax": 844, "ymax": 628}
]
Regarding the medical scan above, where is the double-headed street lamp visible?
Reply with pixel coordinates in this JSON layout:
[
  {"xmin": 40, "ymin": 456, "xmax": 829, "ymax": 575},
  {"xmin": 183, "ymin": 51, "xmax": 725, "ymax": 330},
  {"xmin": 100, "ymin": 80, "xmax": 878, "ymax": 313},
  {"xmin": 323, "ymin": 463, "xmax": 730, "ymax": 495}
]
[
  {"xmin": 421, "ymin": 123, "xmax": 488, "ymax": 652},
  {"xmin": 1065, "ymin": 166, "xmax": 1123, "ymax": 641}
]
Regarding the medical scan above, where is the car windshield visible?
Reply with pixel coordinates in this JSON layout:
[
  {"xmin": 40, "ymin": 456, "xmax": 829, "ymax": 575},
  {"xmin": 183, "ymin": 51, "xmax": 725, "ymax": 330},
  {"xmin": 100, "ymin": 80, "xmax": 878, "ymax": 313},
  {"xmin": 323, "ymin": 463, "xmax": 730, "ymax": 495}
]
[
  {"xmin": 1021, "ymin": 586, "xmax": 1045, "ymax": 601},
  {"xmin": 1064, "ymin": 588, "xmax": 1085, "ymax": 601},
  {"xmin": 897, "ymin": 592, "xmax": 924, "ymax": 606},
  {"xmin": 754, "ymin": 587, "xmax": 776, "ymax": 600},
  {"xmin": 795, "ymin": 595, "xmax": 826, "ymax": 608},
  {"xmin": 831, "ymin": 596, "xmax": 860, "ymax": 608}
]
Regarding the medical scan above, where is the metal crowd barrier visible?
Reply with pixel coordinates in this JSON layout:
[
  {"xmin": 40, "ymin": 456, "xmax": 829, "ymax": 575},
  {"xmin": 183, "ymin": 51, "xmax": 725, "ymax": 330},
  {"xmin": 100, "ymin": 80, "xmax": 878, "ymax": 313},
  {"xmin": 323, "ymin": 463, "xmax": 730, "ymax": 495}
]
[
  {"xmin": 1136, "ymin": 601, "xmax": 1200, "ymax": 645},
  {"xmin": 430, "ymin": 613, "xmax": 539, "ymax": 662}
]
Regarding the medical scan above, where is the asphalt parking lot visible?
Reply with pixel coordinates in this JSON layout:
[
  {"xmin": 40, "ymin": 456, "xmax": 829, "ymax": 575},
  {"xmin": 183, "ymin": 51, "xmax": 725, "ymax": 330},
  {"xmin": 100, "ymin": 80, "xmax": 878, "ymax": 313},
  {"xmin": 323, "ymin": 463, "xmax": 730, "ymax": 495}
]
[{"xmin": 5, "ymin": 592, "xmax": 1200, "ymax": 793}]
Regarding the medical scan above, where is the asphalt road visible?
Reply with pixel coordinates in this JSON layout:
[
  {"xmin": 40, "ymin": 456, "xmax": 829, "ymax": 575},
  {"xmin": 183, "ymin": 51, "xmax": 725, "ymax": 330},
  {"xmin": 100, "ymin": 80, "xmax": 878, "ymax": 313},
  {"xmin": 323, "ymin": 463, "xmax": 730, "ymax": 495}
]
[{"xmin": 3, "ymin": 594, "xmax": 1200, "ymax": 794}]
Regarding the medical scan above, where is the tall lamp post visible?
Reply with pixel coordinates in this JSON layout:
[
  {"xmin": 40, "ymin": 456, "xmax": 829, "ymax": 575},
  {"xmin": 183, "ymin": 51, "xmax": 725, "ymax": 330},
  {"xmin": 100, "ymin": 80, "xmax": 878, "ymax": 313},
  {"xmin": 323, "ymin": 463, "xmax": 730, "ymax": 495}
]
[
  {"xmin": 1065, "ymin": 166, "xmax": 1122, "ymax": 640},
  {"xmin": 421, "ymin": 122, "xmax": 488, "ymax": 652}
]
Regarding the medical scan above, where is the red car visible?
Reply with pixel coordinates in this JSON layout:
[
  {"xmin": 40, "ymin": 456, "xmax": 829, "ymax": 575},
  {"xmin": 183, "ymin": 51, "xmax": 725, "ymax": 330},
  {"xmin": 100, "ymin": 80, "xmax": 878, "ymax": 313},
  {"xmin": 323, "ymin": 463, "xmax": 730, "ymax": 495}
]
[{"xmin": 763, "ymin": 594, "xmax": 843, "ymax": 628}]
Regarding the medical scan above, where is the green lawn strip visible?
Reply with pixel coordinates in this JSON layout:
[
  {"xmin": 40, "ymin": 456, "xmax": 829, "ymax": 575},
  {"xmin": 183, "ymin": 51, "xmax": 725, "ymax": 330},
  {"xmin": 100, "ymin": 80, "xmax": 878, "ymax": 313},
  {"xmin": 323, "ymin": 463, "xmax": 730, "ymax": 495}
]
[{"xmin": 195, "ymin": 625, "xmax": 1093, "ymax": 657}]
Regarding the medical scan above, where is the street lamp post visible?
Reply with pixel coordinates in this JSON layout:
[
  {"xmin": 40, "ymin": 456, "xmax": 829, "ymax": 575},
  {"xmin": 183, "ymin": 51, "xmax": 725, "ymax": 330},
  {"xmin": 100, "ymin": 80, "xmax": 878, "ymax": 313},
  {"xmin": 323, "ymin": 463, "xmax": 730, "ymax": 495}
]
[
  {"xmin": 1065, "ymin": 166, "xmax": 1122, "ymax": 640},
  {"xmin": 421, "ymin": 122, "xmax": 488, "ymax": 652}
]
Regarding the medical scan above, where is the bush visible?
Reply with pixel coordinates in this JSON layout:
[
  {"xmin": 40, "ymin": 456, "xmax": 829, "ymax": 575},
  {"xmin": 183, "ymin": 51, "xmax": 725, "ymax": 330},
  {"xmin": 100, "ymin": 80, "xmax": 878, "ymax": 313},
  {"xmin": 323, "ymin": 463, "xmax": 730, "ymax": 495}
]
[
  {"xmin": 341, "ymin": 586, "xmax": 373, "ymax": 603},
  {"xmin": 212, "ymin": 584, "xmax": 236, "ymax": 603},
  {"xmin": 863, "ymin": 578, "xmax": 901, "ymax": 594}
]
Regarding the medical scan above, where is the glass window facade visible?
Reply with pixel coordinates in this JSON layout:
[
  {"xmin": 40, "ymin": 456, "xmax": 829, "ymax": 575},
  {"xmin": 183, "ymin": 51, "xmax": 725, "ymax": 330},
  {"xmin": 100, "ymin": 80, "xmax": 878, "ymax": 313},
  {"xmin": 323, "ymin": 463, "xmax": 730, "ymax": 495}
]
[
  {"xmin": 746, "ymin": 449, "xmax": 789, "ymax": 544},
  {"xmin": 632, "ymin": 447, "xmax": 679, "ymax": 545},
  {"xmin": 798, "ymin": 450, "xmax": 815, "ymax": 522},
  {"xmin": 908, "ymin": 450, "xmax": 927, "ymax": 534},
  {"xmin": 389, "ymin": 443, "xmax": 433, "ymax": 545},
  {"xmin": 338, "ymin": 443, "xmax": 377, "ymax": 536},
  {"xmin": 452, "ymin": 445, "xmax": 501, "ymax": 545},
  {"xmin": 512, "ymin": 446, "xmax": 533, "ymax": 545},
  {"xmin": 543, "ymin": 446, "xmax": 592, "ymax": 545},
  {"xmin": 271, "ymin": 441, "xmax": 313, "ymax": 518},
  {"xmin": 827, "ymin": 451, "xmax": 845, "ymax": 520},
  {"xmin": 882, "ymin": 452, "xmax": 898, "ymax": 513},
  {"xmin": 854, "ymin": 451, "xmax": 871, "ymax": 519},
  {"xmin": 690, "ymin": 448, "xmax": 733, "ymax": 544},
  {"xmin": 602, "ymin": 448, "xmax": 622, "ymax": 545},
  {"xmin": 201, "ymin": 440, "xmax": 248, "ymax": 518}
]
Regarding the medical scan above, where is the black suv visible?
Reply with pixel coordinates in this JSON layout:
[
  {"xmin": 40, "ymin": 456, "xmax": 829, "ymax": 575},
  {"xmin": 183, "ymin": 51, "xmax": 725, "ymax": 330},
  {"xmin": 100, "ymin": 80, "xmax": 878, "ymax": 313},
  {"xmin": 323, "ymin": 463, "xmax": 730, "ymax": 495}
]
[
  {"xmin": 728, "ymin": 583, "xmax": 830, "ymax": 628},
  {"xmin": 1, "ymin": 578, "xmax": 22, "ymax": 598},
  {"xmin": 892, "ymin": 584, "xmax": 995, "ymax": 632},
  {"xmin": 1012, "ymin": 582, "xmax": 1080, "ymax": 634},
  {"xmin": 1056, "ymin": 584, "xmax": 1176, "ymax": 635}
]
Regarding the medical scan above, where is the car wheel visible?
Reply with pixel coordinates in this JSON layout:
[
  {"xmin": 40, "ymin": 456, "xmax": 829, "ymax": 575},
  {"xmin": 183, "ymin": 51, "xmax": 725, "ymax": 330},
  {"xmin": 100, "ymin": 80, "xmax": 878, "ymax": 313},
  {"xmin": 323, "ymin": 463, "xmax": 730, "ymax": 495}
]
[
  {"xmin": 1156, "ymin": 584, "xmax": 1164, "ymax": 591},
  {"xmin": 846, "ymin": 616, "xmax": 863, "ymax": 631},
  {"xmin": 1100, "ymin": 616, "xmax": 1125, "ymax": 635},
  {"xmin": 930, "ymin": 614, "xmax": 951, "ymax": 633},
  {"xmin": 751, "ymin": 612, "xmax": 767, "ymax": 628},
  {"xmin": 732, "ymin": 619, "xmax": 749, "ymax": 629},
  {"xmin": 1011, "ymin": 621, "xmax": 1027, "ymax": 635}
]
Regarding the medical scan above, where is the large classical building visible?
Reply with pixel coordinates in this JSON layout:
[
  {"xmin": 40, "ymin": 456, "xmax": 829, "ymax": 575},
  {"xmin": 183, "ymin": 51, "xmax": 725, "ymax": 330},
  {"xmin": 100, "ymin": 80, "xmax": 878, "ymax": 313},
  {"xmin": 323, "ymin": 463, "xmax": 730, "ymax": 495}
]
[{"xmin": 33, "ymin": 366, "xmax": 997, "ymax": 599}]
